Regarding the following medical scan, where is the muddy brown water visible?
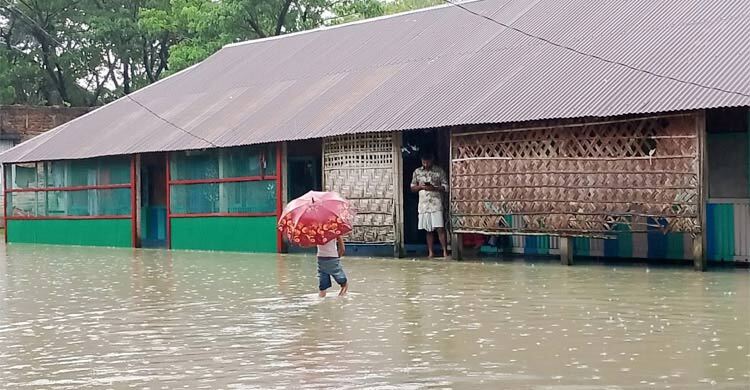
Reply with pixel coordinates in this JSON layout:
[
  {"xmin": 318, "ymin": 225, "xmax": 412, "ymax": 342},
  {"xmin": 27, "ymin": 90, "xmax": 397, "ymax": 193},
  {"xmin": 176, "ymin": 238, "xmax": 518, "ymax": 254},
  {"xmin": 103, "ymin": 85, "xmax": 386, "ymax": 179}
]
[{"xmin": 0, "ymin": 244, "xmax": 748, "ymax": 389}]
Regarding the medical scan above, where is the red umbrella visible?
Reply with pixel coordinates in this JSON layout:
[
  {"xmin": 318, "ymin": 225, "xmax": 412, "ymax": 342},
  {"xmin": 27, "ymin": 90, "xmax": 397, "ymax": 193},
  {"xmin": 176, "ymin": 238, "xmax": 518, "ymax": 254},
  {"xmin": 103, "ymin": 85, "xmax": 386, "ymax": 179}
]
[{"xmin": 278, "ymin": 191, "xmax": 355, "ymax": 247}]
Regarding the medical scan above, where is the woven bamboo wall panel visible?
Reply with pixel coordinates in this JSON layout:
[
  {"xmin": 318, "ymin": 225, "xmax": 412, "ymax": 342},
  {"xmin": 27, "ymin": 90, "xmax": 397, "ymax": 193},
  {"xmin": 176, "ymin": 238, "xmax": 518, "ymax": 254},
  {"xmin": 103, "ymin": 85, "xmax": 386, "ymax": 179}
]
[
  {"xmin": 451, "ymin": 114, "xmax": 701, "ymax": 236},
  {"xmin": 324, "ymin": 133, "xmax": 396, "ymax": 243}
]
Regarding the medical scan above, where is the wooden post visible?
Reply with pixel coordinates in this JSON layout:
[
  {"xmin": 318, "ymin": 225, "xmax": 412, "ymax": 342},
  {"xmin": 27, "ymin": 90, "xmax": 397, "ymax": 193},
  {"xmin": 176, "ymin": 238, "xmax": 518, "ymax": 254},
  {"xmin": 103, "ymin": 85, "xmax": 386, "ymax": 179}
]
[
  {"xmin": 275, "ymin": 143, "xmax": 284, "ymax": 254},
  {"xmin": 321, "ymin": 140, "xmax": 327, "ymax": 191},
  {"xmin": 134, "ymin": 154, "xmax": 142, "ymax": 248},
  {"xmin": 451, "ymin": 233, "xmax": 463, "ymax": 260},
  {"xmin": 692, "ymin": 235, "xmax": 705, "ymax": 271},
  {"xmin": 560, "ymin": 237, "xmax": 573, "ymax": 265},
  {"xmin": 448, "ymin": 128, "xmax": 458, "ymax": 260},
  {"xmin": 165, "ymin": 153, "xmax": 172, "ymax": 250},
  {"xmin": 218, "ymin": 150, "xmax": 227, "ymax": 212},
  {"xmin": 279, "ymin": 142, "xmax": 289, "ymax": 254},
  {"xmin": 281, "ymin": 142, "xmax": 289, "ymax": 207},
  {"xmin": 2, "ymin": 164, "xmax": 7, "ymax": 243},
  {"xmin": 392, "ymin": 132, "xmax": 405, "ymax": 258},
  {"xmin": 694, "ymin": 110, "xmax": 708, "ymax": 271},
  {"xmin": 747, "ymin": 109, "xmax": 750, "ymax": 205}
]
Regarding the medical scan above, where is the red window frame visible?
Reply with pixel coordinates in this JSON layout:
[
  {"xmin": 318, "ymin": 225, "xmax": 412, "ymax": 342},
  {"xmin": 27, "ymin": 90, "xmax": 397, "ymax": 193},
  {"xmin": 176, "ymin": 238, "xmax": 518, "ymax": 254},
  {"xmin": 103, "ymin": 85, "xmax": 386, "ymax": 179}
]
[
  {"xmin": 165, "ymin": 145, "xmax": 283, "ymax": 252},
  {"xmin": 3, "ymin": 157, "xmax": 138, "ymax": 246}
]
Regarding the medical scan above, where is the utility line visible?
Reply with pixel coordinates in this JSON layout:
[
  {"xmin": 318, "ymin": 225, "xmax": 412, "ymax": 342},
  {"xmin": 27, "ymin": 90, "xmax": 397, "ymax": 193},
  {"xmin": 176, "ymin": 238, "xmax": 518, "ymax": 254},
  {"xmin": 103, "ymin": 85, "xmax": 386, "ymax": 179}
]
[
  {"xmin": 3, "ymin": 0, "xmax": 749, "ymax": 145},
  {"xmin": 1, "ymin": 0, "xmax": 218, "ymax": 147},
  {"xmin": 441, "ymin": 0, "xmax": 750, "ymax": 99}
]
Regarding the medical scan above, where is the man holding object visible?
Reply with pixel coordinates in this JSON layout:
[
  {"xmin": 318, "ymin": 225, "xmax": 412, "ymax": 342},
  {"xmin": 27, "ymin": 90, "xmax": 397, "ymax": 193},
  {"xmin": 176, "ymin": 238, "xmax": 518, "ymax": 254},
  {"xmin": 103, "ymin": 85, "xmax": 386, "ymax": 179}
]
[{"xmin": 410, "ymin": 152, "xmax": 449, "ymax": 258}]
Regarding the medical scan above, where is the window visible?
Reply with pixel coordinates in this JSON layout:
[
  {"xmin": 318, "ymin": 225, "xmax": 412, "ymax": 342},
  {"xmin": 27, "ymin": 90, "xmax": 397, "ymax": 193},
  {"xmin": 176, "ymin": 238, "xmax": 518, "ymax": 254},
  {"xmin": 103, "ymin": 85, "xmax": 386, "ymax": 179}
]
[
  {"xmin": 169, "ymin": 145, "xmax": 278, "ymax": 215},
  {"xmin": 707, "ymin": 108, "xmax": 749, "ymax": 199},
  {"xmin": 5, "ymin": 157, "xmax": 132, "ymax": 217},
  {"xmin": 170, "ymin": 183, "xmax": 220, "ymax": 214},
  {"xmin": 225, "ymin": 181, "xmax": 276, "ymax": 213},
  {"xmin": 170, "ymin": 150, "xmax": 219, "ymax": 181}
]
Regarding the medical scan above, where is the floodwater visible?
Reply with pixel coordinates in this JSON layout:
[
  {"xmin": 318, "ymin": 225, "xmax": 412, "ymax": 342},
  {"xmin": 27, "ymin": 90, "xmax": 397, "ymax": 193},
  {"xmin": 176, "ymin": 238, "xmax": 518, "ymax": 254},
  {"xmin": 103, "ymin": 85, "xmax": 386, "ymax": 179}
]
[{"xmin": 0, "ymin": 245, "xmax": 748, "ymax": 390}]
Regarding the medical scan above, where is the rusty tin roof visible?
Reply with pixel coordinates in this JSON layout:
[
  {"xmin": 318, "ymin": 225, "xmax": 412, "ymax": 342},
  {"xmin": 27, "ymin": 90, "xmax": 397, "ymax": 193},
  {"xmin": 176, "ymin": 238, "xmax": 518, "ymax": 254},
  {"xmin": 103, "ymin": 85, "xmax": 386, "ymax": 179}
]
[{"xmin": 2, "ymin": 0, "xmax": 749, "ymax": 162}]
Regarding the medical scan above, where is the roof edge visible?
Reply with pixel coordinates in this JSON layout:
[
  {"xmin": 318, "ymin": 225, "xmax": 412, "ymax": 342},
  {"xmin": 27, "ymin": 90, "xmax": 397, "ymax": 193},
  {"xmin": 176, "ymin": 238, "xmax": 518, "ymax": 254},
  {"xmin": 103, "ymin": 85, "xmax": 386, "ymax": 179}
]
[
  {"xmin": 0, "ymin": 61, "xmax": 205, "ymax": 163},
  {"xmin": 6, "ymin": 105, "xmax": 749, "ymax": 164},
  {"xmin": 223, "ymin": 0, "xmax": 481, "ymax": 49}
]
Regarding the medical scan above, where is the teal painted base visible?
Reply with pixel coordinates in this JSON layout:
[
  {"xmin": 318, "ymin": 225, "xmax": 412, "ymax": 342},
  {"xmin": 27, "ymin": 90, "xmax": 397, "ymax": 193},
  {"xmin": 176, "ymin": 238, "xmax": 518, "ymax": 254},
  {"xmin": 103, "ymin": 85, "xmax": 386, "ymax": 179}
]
[
  {"xmin": 7, "ymin": 219, "xmax": 132, "ymax": 247},
  {"xmin": 706, "ymin": 202, "xmax": 749, "ymax": 262},
  {"xmin": 347, "ymin": 244, "xmax": 395, "ymax": 257},
  {"xmin": 478, "ymin": 231, "xmax": 692, "ymax": 260},
  {"xmin": 170, "ymin": 216, "xmax": 277, "ymax": 252}
]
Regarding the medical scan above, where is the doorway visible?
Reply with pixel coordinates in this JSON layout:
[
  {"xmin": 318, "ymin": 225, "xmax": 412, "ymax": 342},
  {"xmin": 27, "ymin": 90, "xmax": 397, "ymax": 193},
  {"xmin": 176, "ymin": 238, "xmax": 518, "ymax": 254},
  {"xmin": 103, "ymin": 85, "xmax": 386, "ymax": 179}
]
[
  {"xmin": 288, "ymin": 157, "xmax": 321, "ymax": 200},
  {"xmin": 140, "ymin": 153, "xmax": 168, "ymax": 248},
  {"xmin": 285, "ymin": 140, "xmax": 323, "ymax": 253},
  {"xmin": 401, "ymin": 128, "xmax": 451, "ymax": 254},
  {"xmin": 287, "ymin": 139, "xmax": 323, "ymax": 200}
]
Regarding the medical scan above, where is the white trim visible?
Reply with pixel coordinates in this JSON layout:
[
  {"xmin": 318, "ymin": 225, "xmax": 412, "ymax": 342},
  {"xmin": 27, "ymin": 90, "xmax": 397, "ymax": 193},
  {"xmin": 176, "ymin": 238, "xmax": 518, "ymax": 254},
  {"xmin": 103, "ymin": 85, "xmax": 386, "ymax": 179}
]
[{"xmin": 223, "ymin": 1, "xmax": 480, "ymax": 49}]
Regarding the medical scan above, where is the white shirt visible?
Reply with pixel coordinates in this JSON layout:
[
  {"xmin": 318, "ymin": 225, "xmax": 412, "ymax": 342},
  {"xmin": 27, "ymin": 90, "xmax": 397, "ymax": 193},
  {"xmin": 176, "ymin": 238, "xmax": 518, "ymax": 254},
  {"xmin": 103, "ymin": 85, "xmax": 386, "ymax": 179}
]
[
  {"xmin": 317, "ymin": 240, "xmax": 339, "ymax": 258},
  {"xmin": 411, "ymin": 166, "xmax": 448, "ymax": 214}
]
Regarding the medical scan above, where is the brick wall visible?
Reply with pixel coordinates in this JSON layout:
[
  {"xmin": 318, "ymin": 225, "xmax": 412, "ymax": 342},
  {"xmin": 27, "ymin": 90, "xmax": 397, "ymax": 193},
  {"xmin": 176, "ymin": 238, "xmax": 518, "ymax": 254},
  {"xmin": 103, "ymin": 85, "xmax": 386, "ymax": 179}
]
[{"xmin": 0, "ymin": 105, "xmax": 93, "ymax": 142}]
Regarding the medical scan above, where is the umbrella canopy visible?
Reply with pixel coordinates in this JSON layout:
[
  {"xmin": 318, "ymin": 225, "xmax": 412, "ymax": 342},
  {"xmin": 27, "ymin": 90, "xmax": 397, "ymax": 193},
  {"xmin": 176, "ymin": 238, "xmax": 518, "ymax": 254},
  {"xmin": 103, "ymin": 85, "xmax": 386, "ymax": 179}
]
[{"xmin": 278, "ymin": 191, "xmax": 355, "ymax": 247}]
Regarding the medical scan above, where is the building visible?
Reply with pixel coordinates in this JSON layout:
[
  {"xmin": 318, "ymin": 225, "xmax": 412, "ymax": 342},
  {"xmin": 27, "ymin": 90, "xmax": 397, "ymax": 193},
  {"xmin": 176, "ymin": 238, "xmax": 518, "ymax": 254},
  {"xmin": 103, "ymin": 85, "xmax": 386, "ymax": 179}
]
[
  {"xmin": 0, "ymin": 105, "xmax": 93, "ymax": 226},
  {"xmin": 1, "ymin": 0, "xmax": 748, "ymax": 268}
]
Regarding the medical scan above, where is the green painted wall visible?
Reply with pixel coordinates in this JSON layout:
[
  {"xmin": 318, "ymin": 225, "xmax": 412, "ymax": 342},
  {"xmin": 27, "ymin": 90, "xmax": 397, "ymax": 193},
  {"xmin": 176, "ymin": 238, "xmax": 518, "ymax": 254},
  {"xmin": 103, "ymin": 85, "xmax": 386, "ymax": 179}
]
[
  {"xmin": 7, "ymin": 219, "xmax": 132, "ymax": 247},
  {"xmin": 170, "ymin": 216, "xmax": 278, "ymax": 252}
]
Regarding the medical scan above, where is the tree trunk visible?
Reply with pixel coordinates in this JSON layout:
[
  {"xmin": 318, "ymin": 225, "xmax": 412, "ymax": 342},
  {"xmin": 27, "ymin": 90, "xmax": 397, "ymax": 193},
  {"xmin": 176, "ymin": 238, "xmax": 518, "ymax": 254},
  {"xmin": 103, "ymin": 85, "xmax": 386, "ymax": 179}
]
[
  {"xmin": 155, "ymin": 38, "xmax": 169, "ymax": 79},
  {"xmin": 106, "ymin": 52, "xmax": 120, "ymax": 90},
  {"xmin": 245, "ymin": 16, "xmax": 267, "ymax": 38},
  {"xmin": 275, "ymin": 0, "xmax": 295, "ymax": 35},
  {"xmin": 90, "ymin": 70, "xmax": 110, "ymax": 106},
  {"xmin": 54, "ymin": 63, "xmax": 69, "ymax": 104},
  {"xmin": 37, "ymin": 35, "xmax": 70, "ymax": 104},
  {"xmin": 123, "ymin": 60, "xmax": 131, "ymax": 94},
  {"xmin": 143, "ymin": 39, "xmax": 155, "ymax": 83},
  {"xmin": 130, "ymin": 62, "xmax": 137, "ymax": 88}
]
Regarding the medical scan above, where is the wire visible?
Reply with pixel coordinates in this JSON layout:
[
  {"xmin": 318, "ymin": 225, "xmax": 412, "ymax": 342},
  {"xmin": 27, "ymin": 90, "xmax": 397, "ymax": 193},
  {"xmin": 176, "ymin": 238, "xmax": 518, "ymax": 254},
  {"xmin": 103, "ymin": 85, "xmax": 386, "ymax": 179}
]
[
  {"xmin": 124, "ymin": 96, "xmax": 218, "ymax": 147},
  {"xmin": 0, "ymin": 0, "xmax": 217, "ymax": 147},
  {"xmin": 4, "ymin": 0, "xmax": 749, "ymax": 137},
  {"xmin": 441, "ymin": 0, "xmax": 750, "ymax": 99}
]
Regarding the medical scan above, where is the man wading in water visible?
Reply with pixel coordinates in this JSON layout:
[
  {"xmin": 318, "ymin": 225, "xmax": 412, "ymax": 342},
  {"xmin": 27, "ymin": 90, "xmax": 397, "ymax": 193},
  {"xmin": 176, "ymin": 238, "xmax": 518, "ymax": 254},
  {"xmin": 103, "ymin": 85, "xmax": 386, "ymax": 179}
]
[{"xmin": 410, "ymin": 152, "xmax": 449, "ymax": 258}]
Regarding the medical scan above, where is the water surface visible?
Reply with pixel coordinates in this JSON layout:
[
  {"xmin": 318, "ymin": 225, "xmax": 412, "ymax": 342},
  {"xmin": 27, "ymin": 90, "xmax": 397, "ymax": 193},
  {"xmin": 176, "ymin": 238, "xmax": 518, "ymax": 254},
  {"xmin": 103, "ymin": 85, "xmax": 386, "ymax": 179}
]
[{"xmin": 0, "ymin": 244, "xmax": 748, "ymax": 389}]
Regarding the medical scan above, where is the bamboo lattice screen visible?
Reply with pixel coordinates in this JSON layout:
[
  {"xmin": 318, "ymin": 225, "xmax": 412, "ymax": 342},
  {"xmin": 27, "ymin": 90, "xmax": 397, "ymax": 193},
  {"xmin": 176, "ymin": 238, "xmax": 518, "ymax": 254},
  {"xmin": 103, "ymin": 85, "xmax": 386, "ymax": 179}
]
[
  {"xmin": 451, "ymin": 114, "xmax": 701, "ymax": 236},
  {"xmin": 323, "ymin": 133, "xmax": 396, "ymax": 243}
]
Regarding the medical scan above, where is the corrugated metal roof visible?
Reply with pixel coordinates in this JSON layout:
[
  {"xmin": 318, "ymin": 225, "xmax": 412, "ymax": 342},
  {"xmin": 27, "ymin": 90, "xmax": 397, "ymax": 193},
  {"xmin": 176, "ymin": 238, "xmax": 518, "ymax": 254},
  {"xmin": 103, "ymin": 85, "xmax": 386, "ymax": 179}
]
[{"xmin": 3, "ymin": 0, "xmax": 750, "ymax": 163}]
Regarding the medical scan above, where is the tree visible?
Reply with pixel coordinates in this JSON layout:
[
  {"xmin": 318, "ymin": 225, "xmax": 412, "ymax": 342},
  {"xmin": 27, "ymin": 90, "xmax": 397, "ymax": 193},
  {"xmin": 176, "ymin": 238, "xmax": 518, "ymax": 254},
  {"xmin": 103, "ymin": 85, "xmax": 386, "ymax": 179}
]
[
  {"xmin": 330, "ymin": 0, "xmax": 441, "ymax": 25},
  {"xmin": 0, "ymin": 0, "xmax": 441, "ymax": 107},
  {"xmin": 0, "ymin": 31, "xmax": 47, "ymax": 104},
  {"xmin": 330, "ymin": 0, "xmax": 384, "ymax": 25},
  {"xmin": 165, "ymin": 0, "xmax": 337, "ymax": 74},
  {"xmin": 1, "ymin": 0, "xmax": 97, "ymax": 105}
]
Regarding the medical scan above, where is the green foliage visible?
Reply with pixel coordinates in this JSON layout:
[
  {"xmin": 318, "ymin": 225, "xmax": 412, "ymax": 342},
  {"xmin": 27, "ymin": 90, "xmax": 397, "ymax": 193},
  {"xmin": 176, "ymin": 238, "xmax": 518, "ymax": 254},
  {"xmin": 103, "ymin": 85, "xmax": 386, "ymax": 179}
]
[
  {"xmin": 0, "ymin": 46, "xmax": 46, "ymax": 104},
  {"xmin": 331, "ymin": 0, "xmax": 384, "ymax": 25},
  {"xmin": 383, "ymin": 0, "xmax": 442, "ymax": 14},
  {"xmin": 0, "ymin": 0, "xmax": 440, "ymax": 107},
  {"xmin": 330, "ymin": 0, "xmax": 441, "ymax": 25}
]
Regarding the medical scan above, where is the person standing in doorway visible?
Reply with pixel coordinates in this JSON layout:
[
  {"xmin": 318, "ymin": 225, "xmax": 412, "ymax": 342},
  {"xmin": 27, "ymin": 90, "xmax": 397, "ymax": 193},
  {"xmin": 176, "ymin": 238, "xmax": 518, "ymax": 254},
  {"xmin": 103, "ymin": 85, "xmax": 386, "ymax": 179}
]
[{"xmin": 410, "ymin": 152, "xmax": 449, "ymax": 258}]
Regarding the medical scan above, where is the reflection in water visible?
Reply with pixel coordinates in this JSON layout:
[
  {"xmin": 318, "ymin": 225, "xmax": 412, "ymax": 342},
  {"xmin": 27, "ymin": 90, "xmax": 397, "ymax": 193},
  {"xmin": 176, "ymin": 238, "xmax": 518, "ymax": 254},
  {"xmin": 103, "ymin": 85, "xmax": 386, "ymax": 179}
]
[{"xmin": 0, "ymin": 244, "xmax": 748, "ymax": 389}]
